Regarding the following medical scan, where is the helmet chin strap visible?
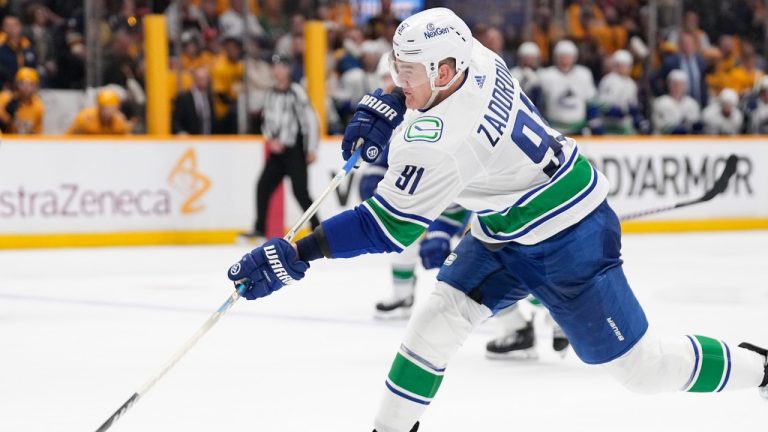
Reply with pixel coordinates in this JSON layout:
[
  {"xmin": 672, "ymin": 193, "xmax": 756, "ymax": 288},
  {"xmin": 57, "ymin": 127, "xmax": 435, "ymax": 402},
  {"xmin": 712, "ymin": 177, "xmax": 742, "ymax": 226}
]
[{"xmin": 419, "ymin": 70, "xmax": 465, "ymax": 111}]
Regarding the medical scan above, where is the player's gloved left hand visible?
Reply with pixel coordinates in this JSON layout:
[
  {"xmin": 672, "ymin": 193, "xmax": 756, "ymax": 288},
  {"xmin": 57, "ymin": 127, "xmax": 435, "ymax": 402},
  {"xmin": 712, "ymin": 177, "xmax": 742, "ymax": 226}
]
[
  {"xmin": 342, "ymin": 88, "xmax": 406, "ymax": 163},
  {"xmin": 419, "ymin": 231, "xmax": 452, "ymax": 269},
  {"xmin": 227, "ymin": 238, "xmax": 309, "ymax": 300}
]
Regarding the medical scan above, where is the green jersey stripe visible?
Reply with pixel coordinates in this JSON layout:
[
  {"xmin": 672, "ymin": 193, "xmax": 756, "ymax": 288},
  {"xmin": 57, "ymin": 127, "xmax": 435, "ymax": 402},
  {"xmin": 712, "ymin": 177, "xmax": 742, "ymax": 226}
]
[
  {"xmin": 478, "ymin": 155, "xmax": 594, "ymax": 236},
  {"xmin": 387, "ymin": 352, "xmax": 444, "ymax": 399},
  {"xmin": 393, "ymin": 268, "xmax": 415, "ymax": 280},
  {"xmin": 688, "ymin": 335, "xmax": 727, "ymax": 392},
  {"xmin": 364, "ymin": 199, "xmax": 427, "ymax": 249},
  {"xmin": 438, "ymin": 207, "xmax": 470, "ymax": 226}
]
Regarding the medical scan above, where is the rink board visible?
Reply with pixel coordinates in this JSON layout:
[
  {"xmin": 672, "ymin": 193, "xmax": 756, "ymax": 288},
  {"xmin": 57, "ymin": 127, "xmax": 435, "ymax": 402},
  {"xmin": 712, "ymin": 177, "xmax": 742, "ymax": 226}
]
[{"xmin": 1, "ymin": 136, "xmax": 767, "ymax": 248}]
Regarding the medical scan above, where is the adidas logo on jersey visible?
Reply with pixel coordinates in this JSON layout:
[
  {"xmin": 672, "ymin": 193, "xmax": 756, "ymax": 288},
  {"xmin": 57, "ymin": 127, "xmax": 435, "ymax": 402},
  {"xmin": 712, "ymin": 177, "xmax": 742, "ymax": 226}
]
[
  {"xmin": 359, "ymin": 94, "xmax": 399, "ymax": 121},
  {"xmin": 474, "ymin": 75, "xmax": 486, "ymax": 88},
  {"xmin": 264, "ymin": 245, "xmax": 295, "ymax": 285}
]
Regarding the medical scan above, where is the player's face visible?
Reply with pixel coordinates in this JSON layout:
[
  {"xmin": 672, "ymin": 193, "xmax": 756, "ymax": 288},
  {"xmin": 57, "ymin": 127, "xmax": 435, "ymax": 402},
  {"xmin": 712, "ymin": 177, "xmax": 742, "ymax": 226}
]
[{"xmin": 389, "ymin": 55, "xmax": 432, "ymax": 109}]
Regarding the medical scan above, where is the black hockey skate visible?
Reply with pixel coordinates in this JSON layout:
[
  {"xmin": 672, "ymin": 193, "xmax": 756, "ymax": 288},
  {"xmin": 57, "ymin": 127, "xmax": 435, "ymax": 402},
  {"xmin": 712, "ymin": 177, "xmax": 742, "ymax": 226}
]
[
  {"xmin": 374, "ymin": 295, "xmax": 414, "ymax": 320},
  {"xmin": 486, "ymin": 321, "xmax": 537, "ymax": 360},
  {"xmin": 552, "ymin": 324, "xmax": 570, "ymax": 356},
  {"xmin": 374, "ymin": 421, "xmax": 419, "ymax": 432},
  {"xmin": 738, "ymin": 342, "xmax": 768, "ymax": 399}
]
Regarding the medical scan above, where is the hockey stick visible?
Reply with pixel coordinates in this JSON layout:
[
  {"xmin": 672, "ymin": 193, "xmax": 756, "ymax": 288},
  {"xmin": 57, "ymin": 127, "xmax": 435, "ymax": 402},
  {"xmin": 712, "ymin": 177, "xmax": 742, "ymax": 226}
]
[
  {"xmin": 94, "ymin": 145, "xmax": 364, "ymax": 432},
  {"xmin": 619, "ymin": 154, "xmax": 738, "ymax": 221}
]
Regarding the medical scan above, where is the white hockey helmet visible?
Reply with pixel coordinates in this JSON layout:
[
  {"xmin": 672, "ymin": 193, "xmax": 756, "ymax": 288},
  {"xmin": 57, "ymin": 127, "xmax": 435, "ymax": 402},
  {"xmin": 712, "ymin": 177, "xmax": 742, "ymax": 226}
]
[
  {"xmin": 553, "ymin": 39, "xmax": 578, "ymax": 60},
  {"xmin": 390, "ymin": 7, "xmax": 473, "ymax": 93},
  {"xmin": 612, "ymin": 49, "xmax": 633, "ymax": 66},
  {"xmin": 517, "ymin": 41, "xmax": 541, "ymax": 59},
  {"xmin": 719, "ymin": 88, "xmax": 739, "ymax": 107}
]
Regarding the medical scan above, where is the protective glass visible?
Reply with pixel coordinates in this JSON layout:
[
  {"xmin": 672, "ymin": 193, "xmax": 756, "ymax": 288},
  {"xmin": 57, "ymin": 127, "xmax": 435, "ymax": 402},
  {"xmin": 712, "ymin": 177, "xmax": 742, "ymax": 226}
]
[{"xmin": 389, "ymin": 52, "xmax": 430, "ymax": 88}]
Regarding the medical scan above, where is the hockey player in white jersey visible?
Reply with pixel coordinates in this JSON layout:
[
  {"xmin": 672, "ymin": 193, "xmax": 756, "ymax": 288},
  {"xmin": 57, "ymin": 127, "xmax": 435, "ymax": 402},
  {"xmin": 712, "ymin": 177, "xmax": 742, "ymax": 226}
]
[
  {"xmin": 594, "ymin": 49, "xmax": 647, "ymax": 135},
  {"xmin": 746, "ymin": 76, "xmax": 768, "ymax": 133},
  {"xmin": 509, "ymin": 41, "xmax": 542, "ymax": 106},
  {"xmin": 227, "ymin": 8, "xmax": 768, "ymax": 432},
  {"xmin": 537, "ymin": 39, "xmax": 597, "ymax": 135},
  {"xmin": 702, "ymin": 88, "xmax": 744, "ymax": 135},
  {"xmin": 652, "ymin": 69, "xmax": 702, "ymax": 134}
]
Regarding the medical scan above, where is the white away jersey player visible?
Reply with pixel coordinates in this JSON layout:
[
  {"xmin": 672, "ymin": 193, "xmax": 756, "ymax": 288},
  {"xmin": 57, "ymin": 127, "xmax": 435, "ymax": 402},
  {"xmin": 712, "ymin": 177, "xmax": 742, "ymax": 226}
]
[
  {"xmin": 652, "ymin": 94, "xmax": 701, "ymax": 134},
  {"xmin": 362, "ymin": 41, "xmax": 609, "ymax": 248},
  {"xmin": 537, "ymin": 64, "xmax": 596, "ymax": 132}
]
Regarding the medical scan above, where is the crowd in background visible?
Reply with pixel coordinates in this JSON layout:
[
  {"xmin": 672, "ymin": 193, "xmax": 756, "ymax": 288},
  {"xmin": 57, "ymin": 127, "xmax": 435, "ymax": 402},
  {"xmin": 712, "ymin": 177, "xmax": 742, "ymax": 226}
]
[{"xmin": 0, "ymin": 0, "xmax": 768, "ymax": 136}]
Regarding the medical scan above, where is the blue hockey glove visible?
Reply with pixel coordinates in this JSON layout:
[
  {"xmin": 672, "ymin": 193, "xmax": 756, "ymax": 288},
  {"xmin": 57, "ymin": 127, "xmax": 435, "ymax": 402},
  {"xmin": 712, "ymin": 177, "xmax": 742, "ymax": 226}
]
[
  {"xmin": 419, "ymin": 231, "xmax": 452, "ymax": 269},
  {"xmin": 227, "ymin": 238, "xmax": 309, "ymax": 300},
  {"xmin": 342, "ymin": 88, "xmax": 406, "ymax": 163}
]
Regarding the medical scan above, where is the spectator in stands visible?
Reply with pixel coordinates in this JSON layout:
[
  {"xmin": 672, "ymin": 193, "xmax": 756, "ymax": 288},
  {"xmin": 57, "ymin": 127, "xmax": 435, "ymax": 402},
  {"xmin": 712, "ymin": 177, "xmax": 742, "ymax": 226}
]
[
  {"xmin": 275, "ymin": 14, "xmax": 304, "ymax": 58},
  {"xmin": 477, "ymin": 26, "xmax": 510, "ymax": 66},
  {"xmin": 199, "ymin": 0, "xmax": 220, "ymax": 31},
  {"xmin": 652, "ymin": 31, "xmax": 708, "ymax": 108},
  {"xmin": 588, "ymin": 5, "xmax": 627, "ymax": 56},
  {"xmin": 595, "ymin": 50, "xmax": 646, "ymax": 135},
  {"xmin": 528, "ymin": 5, "xmax": 562, "ymax": 65},
  {"xmin": 173, "ymin": 67, "xmax": 215, "ymax": 135},
  {"xmin": 67, "ymin": 89, "xmax": 130, "ymax": 135},
  {"xmin": 728, "ymin": 44, "xmax": 765, "ymax": 95},
  {"xmin": 165, "ymin": 0, "xmax": 206, "ymax": 41},
  {"xmin": 180, "ymin": 30, "xmax": 215, "ymax": 74},
  {"xmin": 707, "ymin": 35, "xmax": 742, "ymax": 95},
  {"xmin": 259, "ymin": 0, "xmax": 289, "ymax": 48},
  {"xmin": 102, "ymin": 29, "xmax": 141, "ymax": 89},
  {"xmin": 538, "ymin": 40, "xmax": 597, "ymax": 135},
  {"xmin": 746, "ymin": 77, "xmax": 768, "ymax": 133},
  {"xmin": 219, "ymin": 0, "xmax": 264, "ymax": 40},
  {"xmin": 211, "ymin": 36, "xmax": 244, "ymax": 134},
  {"xmin": 0, "ymin": 14, "xmax": 36, "ymax": 89},
  {"xmin": 652, "ymin": 70, "xmax": 702, "ymax": 134},
  {"xmin": 0, "ymin": 67, "xmax": 44, "ymax": 134},
  {"xmin": 510, "ymin": 42, "xmax": 542, "ymax": 105},
  {"xmin": 667, "ymin": 11, "xmax": 712, "ymax": 51},
  {"xmin": 702, "ymin": 88, "xmax": 743, "ymax": 135},
  {"xmin": 25, "ymin": 4, "xmax": 56, "ymax": 86},
  {"xmin": 240, "ymin": 55, "xmax": 320, "ymax": 240},
  {"xmin": 565, "ymin": 0, "xmax": 604, "ymax": 42},
  {"xmin": 333, "ymin": 40, "xmax": 385, "ymax": 123},
  {"xmin": 244, "ymin": 39, "xmax": 273, "ymax": 132}
]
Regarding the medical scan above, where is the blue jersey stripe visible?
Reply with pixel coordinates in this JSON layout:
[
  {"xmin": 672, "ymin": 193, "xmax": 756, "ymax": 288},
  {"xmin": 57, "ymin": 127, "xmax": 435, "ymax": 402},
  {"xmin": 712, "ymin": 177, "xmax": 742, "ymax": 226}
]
[
  {"xmin": 717, "ymin": 342, "xmax": 732, "ymax": 392},
  {"xmin": 683, "ymin": 335, "xmax": 700, "ymax": 390},
  {"xmin": 384, "ymin": 380, "xmax": 430, "ymax": 405},
  {"xmin": 373, "ymin": 194, "xmax": 432, "ymax": 226}
]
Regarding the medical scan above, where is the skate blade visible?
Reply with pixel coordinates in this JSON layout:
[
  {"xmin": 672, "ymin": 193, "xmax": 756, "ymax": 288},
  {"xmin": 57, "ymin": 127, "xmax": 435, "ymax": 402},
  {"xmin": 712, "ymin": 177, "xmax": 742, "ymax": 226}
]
[
  {"xmin": 485, "ymin": 348, "xmax": 539, "ymax": 361},
  {"xmin": 373, "ymin": 307, "xmax": 412, "ymax": 321}
]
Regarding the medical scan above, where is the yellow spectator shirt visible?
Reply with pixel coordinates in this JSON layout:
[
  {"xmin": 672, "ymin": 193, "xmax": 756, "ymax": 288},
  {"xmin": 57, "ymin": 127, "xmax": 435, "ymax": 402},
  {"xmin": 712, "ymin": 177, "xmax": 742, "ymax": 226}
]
[
  {"xmin": 211, "ymin": 54, "xmax": 244, "ymax": 119},
  {"xmin": 67, "ymin": 107, "xmax": 130, "ymax": 135},
  {"xmin": 0, "ymin": 91, "xmax": 44, "ymax": 134}
]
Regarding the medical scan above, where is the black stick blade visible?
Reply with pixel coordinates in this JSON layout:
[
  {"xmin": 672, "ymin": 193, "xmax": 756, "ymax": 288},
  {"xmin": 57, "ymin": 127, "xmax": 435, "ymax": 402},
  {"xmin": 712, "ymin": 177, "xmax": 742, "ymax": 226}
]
[
  {"xmin": 95, "ymin": 393, "xmax": 140, "ymax": 432},
  {"xmin": 699, "ymin": 154, "xmax": 739, "ymax": 203}
]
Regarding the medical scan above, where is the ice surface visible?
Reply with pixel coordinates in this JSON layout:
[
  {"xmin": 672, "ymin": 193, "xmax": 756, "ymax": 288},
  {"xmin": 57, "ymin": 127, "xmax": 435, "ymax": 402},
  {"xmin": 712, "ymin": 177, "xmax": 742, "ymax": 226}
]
[{"xmin": 1, "ymin": 232, "xmax": 767, "ymax": 432}]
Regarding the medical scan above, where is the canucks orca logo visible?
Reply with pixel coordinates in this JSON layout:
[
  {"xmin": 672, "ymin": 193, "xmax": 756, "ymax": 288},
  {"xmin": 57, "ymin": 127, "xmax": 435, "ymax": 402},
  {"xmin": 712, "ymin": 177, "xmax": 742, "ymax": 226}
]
[{"xmin": 405, "ymin": 117, "xmax": 443, "ymax": 142}]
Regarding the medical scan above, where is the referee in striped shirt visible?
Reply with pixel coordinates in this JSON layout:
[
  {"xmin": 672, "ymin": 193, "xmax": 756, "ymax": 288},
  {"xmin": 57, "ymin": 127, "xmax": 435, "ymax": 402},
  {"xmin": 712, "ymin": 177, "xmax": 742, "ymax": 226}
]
[{"xmin": 243, "ymin": 55, "xmax": 320, "ymax": 240}]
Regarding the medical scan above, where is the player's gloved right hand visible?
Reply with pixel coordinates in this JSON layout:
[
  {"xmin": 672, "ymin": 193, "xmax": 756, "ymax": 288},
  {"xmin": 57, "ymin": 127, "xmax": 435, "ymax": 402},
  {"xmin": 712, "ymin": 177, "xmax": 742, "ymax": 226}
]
[
  {"xmin": 342, "ymin": 88, "xmax": 406, "ymax": 163},
  {"xmin": 227, "ymin": 238, "xmax": 309, "ymax": 300},
  {"xmin": 419, "ymin": 231, "xmax": 452, "ymax": 269}
]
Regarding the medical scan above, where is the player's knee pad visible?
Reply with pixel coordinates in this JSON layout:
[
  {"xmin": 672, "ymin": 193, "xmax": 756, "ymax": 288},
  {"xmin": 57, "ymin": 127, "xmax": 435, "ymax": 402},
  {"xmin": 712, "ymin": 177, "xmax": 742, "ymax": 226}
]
[
  {"xmin": 401, "ymin": 281, "xmax": 493, "ymax": 367},
  {"xmin": 601, "ymin": 333, "xmax": 695, "ymax": 394}
]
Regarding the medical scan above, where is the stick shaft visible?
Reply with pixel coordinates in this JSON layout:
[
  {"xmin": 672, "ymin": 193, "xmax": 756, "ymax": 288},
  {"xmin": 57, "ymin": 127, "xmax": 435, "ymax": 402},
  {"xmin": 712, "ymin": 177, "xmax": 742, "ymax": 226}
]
[{"xmin": 95, "ymin": 147, "xmax": 362, "ymax": 432}]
